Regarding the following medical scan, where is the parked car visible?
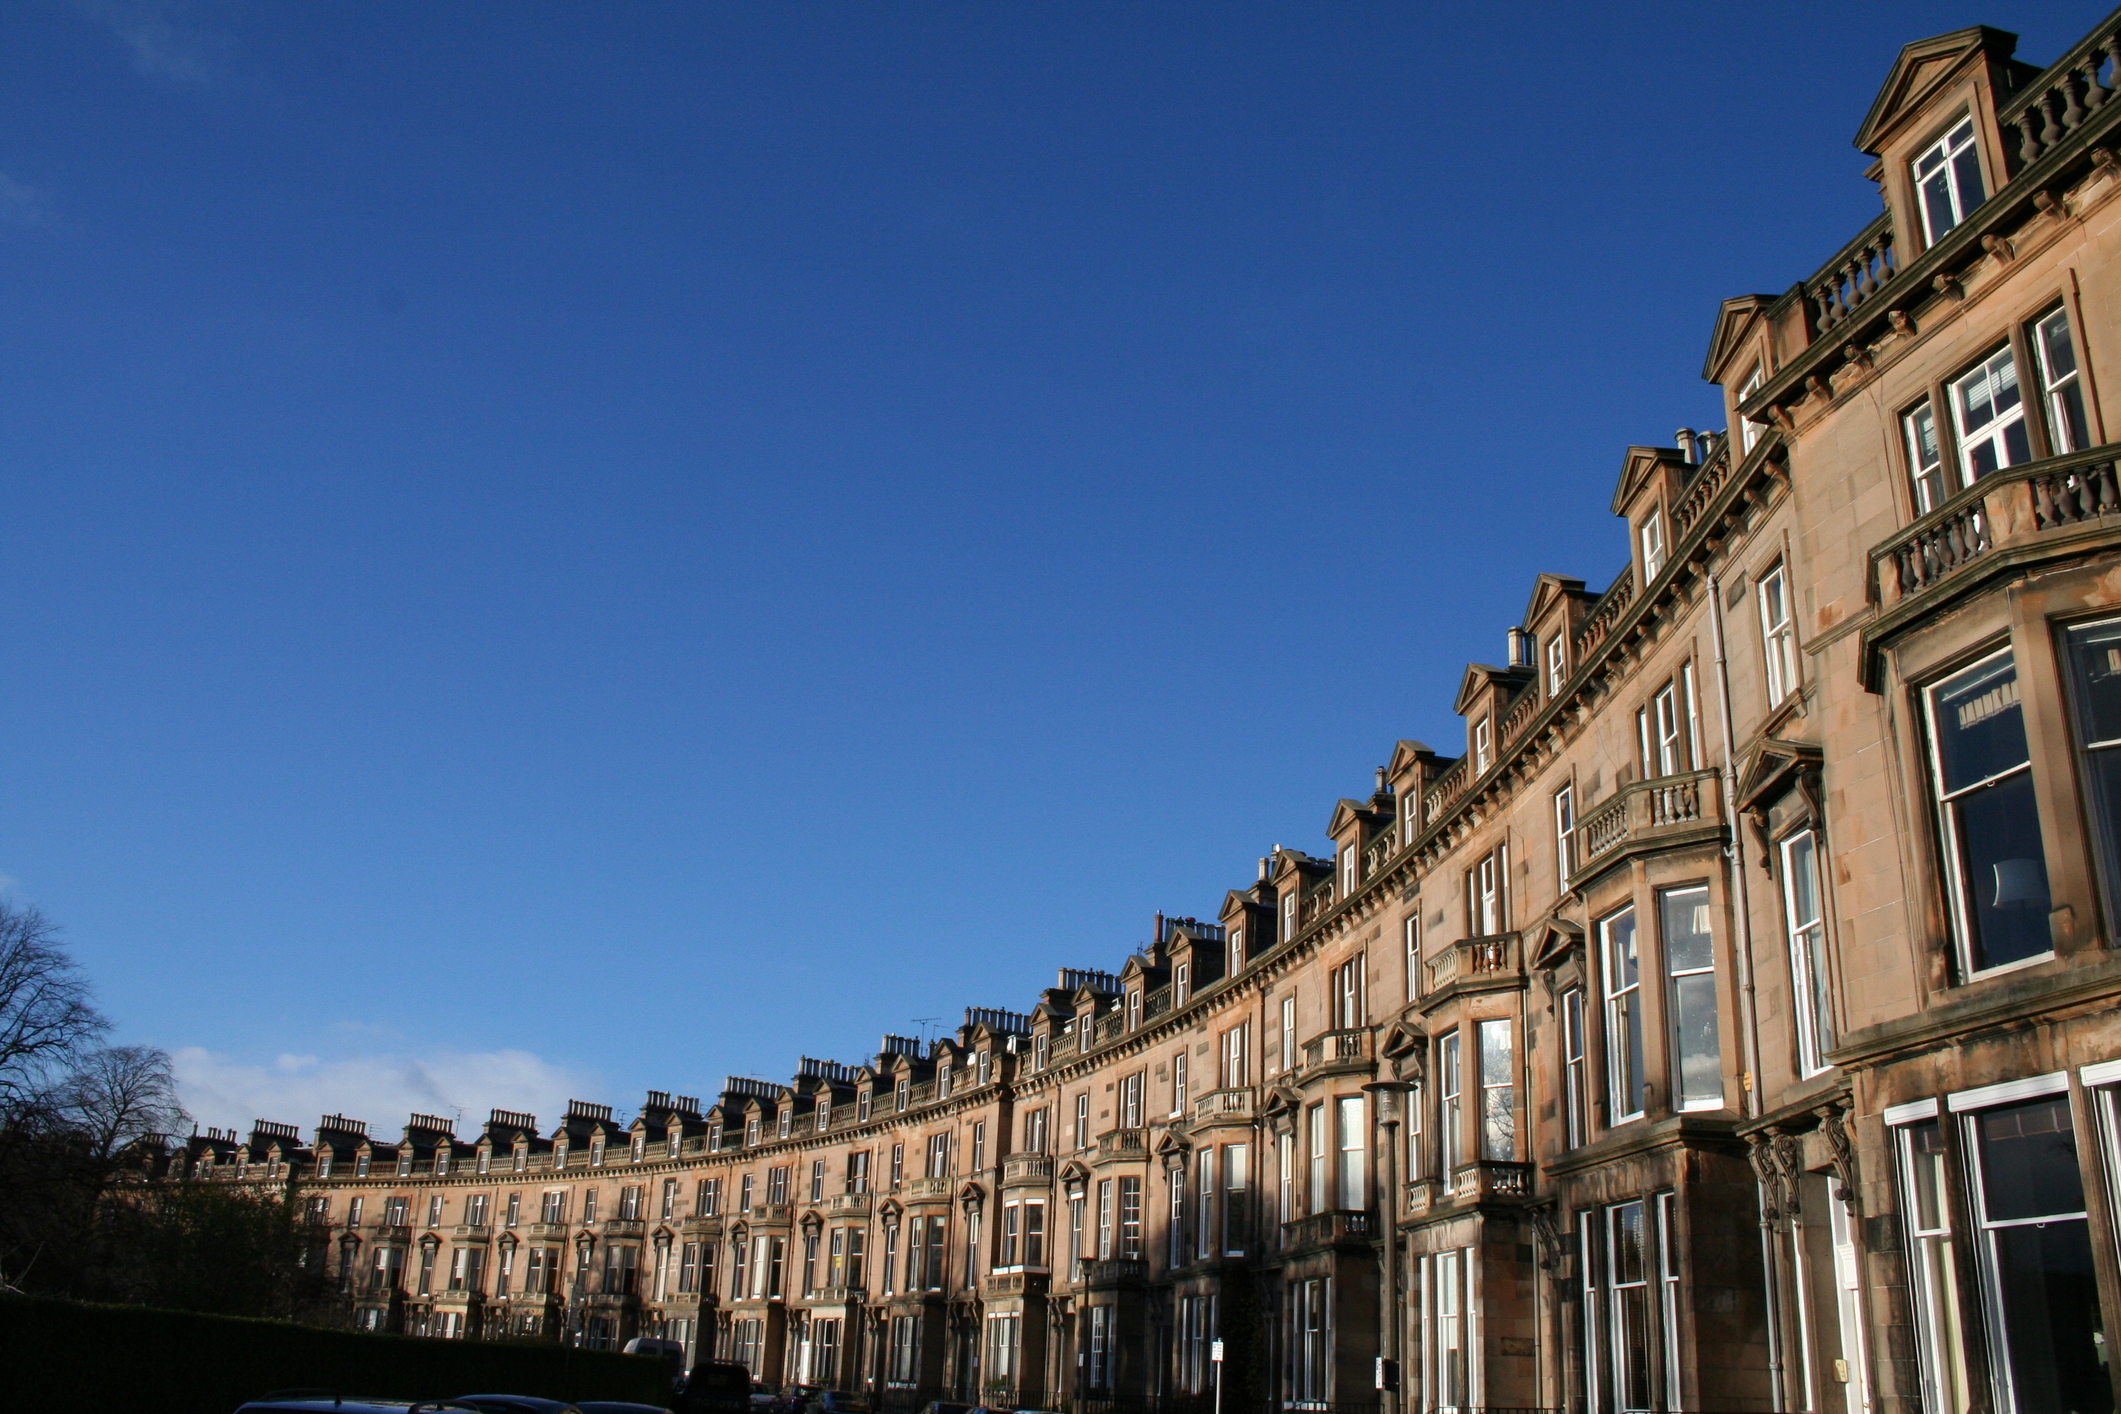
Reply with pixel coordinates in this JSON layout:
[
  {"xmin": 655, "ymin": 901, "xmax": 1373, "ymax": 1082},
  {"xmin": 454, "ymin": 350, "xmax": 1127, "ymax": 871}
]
[
  {"xmin": 622, "ymin": 1337, "xmax": 688, "ymax": 1383},
  {"xmin": 676, "ymin": 1362, "xmax": 752, "ymax": 1414},
  {"xmin": 748, "ymin": 1385, "xmax": 776, "ymax": 1413},
  {"xmin": 803, "ymin": 1392, "xmax": 865, "ymax": 1414},
  {"xmin": 578, "ymin": 1404, "xmax": 674, "ymax": 1414},
  {"xmin": 915, "ymin": 1402, "xmax": 975, "ymax": 1414},
  {"xmin": 454, "ymin": 1396, "xmax": 585, "ymax": 1414},
  {"xmin": 238, "ymin": 1399, "xmax": 484, "ymax": 1414}
]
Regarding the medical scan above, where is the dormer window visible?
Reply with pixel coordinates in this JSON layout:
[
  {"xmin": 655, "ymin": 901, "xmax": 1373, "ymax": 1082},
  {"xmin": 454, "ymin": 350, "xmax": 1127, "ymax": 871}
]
[
  {"xmin": 777, "ymin": 1110, "xmax": 792, "ymax": 1139},
  {"xmin": 397, "ymin": 1153, "xmax": 412, "ymax": 1177},
  {"xmin": 976, "ymin": 1051, "xmax": 991, "ymax": 1087},
  {"xmin": 1546, "ymin": 636, "xmax": 1566, "ymax": 696},
  {"xmin": 1640, "ymin": 512, "xmax": 1665, "ymax": 579},
  {"xmin": 745, "ymin": 1117, "xmax": 761, "ymax": 1146},
  {"xmin": 477, "ymin": 1148, "xmax": 491, "ymax": 1174},
  {"xmin": 1034, "ymin": 1034, "xmax": 1049, "ymax": 1072},
  {"xmin": 356, "ymin": 1153, "xmax": 370, "ymax": 1177},
  {"xmin": 1228, "ymin": 930, "xmax": 1243, "ymax": 977},
  {"xmin": 1127, "ymin": 990, "xmax": 1142, "ymax": 1031},
  {"xmin": 1282, "ymin": 890, "xmax": 1296, "ymax": 939},
  {"xmin": 590, "ymin": 1136, "xmax": 605, "ymax": 1166},
  {"xmin": 817, "ymin": 1097, "xmax": 832, "ymax": 1133},
  {"xmin": 1175, "ymin": 962, "xmax": 1191, "ymax": 1005},
  {"xmin": 858, "ymin": 1091, "xmax": 873, "ymax": 1122},
  {"xmin": 895, "ymin": 1079, "xmax": 910, "ymax": 1112},
  {"xmin": 1474, "ymin": 717, "xmax": 1493, "ymax": 774},
  {"xmin": 630, "ymin": 1135, "xmax": 644, "ymax": 1162},
  {"xmin": 938, "ymin": 1061, "xmax": 953, "ymax": 1098},
  {"xmin": 514, "ymin": 1144, "xmax": 527, "ymax": 1172},
  {"xmin": 318, "ymin": 1154, "xmax": 333, "ymax": 1178},
  {"xmin": 434, "ymin": 1150, "xmax": 448, "ymax": 1177},
  {"xmin": 1340, "ymin": 844, "xmax": 1357, "ymax": 895},
  {"xmin": 710, "ymin": 1129, "xmax": 724, "ymax": 1154},
  {"xmin": 1401, "ymin": 791, "xmax": 1420, "ymax": 841},
  {"xmin": 1914, "ymin": 115, "xmax": 1984, "ymax": 244}
]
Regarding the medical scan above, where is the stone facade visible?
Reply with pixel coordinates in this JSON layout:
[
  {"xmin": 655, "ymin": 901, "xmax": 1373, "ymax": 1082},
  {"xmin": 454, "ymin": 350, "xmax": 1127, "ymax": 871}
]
[{"xmin": 183, "ymin": 15, "xmax": 2121, "ymax": 1414}]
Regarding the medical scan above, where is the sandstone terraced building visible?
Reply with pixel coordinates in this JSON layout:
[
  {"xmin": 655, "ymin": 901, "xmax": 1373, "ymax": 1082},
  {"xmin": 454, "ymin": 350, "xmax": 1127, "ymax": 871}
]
[{"xmin": 182, "ymin": 13, "xmax": 2121, "ymax": 1414}]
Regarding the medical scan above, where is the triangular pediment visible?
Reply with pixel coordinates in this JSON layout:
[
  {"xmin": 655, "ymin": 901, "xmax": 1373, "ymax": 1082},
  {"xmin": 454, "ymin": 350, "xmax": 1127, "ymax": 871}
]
[
  {"xmin": 1611, "ymin": 446, "xmax": 1687, "ymax": 517},
  {"xmin": 1453, "ymin": 662, "xmax": 1524, "ymax": 717},
  {"xmin": 1529, "ymin": 917, "xmax": 1586, "ymax": 970},
  {"xmin": 1702, "ymin": 295, "xmax": 1774, "ymax": 384},
  {"xmin": 1386, "ymin": 739, "xmax": 1434, "ymax": 777},
  {"xmin": 1854, "ymin": 26, "xmax": 2018, "ymax": 154},
  {"xmin": 1522, "ymin": 572, "xmax": 1588, "ymax": 629},
  {"xmin": 1326, "ymin": 797, "xmax": 1371, "ymax": 837}
]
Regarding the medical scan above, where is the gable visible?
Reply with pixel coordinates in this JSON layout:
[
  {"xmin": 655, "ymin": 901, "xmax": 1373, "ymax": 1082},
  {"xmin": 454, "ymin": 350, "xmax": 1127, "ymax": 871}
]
[
  {"xmin": 1701, "ymin": 295, "xmax": 1774, "ymax": 384},
  {"xmin": 1853, "ymin": 26, "xmax": 2017, "ymax": 154},
  {"xmin": 1611, "ymin": 445, "xmax": 1685, "ymax": 517},
  {"xmin": 1386, "ymin": 739, "xmax": 1434, "ymax": 776},
  {"xmin": 1522, "ymin": 572, "xmax": 1587, "ymax": 629}
]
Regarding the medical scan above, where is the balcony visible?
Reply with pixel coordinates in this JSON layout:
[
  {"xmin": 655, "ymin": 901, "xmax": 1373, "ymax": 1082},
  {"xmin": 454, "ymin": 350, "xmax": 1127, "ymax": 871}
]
[
  {"xmin": 1423, "ymin": 933, "xmax": 1523, "ymax": 993},
  {"xmin": 982, "ymin": 1269, "xmax": 1049, "ymax": 1297},
  {"xmin": 451, "ymin": 1224, "xmax": 492, "ymax": 1241},
  {"xmin": 1299, "ymin": 1029, "xmax": 1373, "ymax": 1079},
  {"xmin": 1095, "ymin": 1128, "xmax": 1147, "ymax": 1162},
  {"xmin": 1280, "ymin": 1209, "xmax": 1372, "ymax": 1252},
  {"xmin": 805, "ymin": 1286, "xmax": 866, "ymax": 1305},
  {"xmin": 903, "ymin": 1178, "xmax": 952, "ymax": 1201},
  {"xmin": 367, "ymin": 1223, "xmax": 412, "ymax": 1244},
  {"xmin": 824, "ymin": 1191, "xmax": 872, "ymax": 1217},
  {"xmin": 593, "ymin": 1219, "xmax": 647, "ymax": 1238},
  {"xmin": 747, "ymin": 1204, "xmax": 794, "ymax": 1224},
  {"xmin": 1449, "ymin": 1160, "xmax": 1535, "ymax": 1205},
  {"xmin": 1569, "ymin": 768, "xmax": 1722, "ymax": 885},
  {"xmin": 527, "ymin": 1222, "xmax": 570, "ymax": 1238},
  {"xmin": 1867, "ymin": 447, "xmax": 2121, "ymax": 660},
  {"xmin": 1191, "ymin": 1087, "xmax": 1257, "ymax": 1123},
  {"xmin": 1001, "ymin": 1153, "xmax": 1055, "ymax": 1186},
  {"xmin": 1083, "ymin": 1258, "xmax": 1146, "ymax": 1289}
]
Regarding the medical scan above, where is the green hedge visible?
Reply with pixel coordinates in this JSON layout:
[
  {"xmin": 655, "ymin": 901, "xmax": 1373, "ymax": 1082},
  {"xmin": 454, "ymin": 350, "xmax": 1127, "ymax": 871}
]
[{"xmin": 1, "ymin": 1294, "xmax": 668, "ymax": 1414}]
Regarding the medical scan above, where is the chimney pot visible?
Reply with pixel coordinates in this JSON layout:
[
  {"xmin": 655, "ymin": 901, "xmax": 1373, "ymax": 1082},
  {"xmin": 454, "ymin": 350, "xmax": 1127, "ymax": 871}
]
[{"xmin": 1676, "ymin": 427, "xmax": 1699, "ymax": 464}]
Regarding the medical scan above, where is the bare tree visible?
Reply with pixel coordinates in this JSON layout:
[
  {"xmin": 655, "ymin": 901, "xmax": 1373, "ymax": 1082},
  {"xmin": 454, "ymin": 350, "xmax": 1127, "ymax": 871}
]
[
  {"xmin": 57, "ymin": 1045, "xmax": 188, "ymax": 1162},
  {"xmin": 0, "ymin": 901, "xmax": 106, "ymax": 1106}
]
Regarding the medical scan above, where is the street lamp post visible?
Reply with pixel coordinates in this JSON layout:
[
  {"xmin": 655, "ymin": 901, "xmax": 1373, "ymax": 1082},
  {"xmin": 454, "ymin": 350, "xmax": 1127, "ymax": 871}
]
[{"xmin": 1364, "ymin": 1080, "xmax": 1414, "ymax": 1414}]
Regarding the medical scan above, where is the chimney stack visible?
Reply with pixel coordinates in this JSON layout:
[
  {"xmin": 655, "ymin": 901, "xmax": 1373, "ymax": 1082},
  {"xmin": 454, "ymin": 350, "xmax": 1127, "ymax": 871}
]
[{"xmin": 1676, "ymin": 428, "xmax": 1699, "ymax": 464}]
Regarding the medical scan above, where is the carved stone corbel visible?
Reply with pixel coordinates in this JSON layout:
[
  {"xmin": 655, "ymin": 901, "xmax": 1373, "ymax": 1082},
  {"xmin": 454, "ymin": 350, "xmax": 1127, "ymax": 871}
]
[
  {"xmin": 1744, "ymin": 1131, "xmax": 1783, "ymax": 1222},
  {"xmin": 1818, "ymin": 1100, "xmax": 1861, "ymax": 1214},
  {"xmin": 1527, "ymin": 1200, "xmax": 1565, "ymax": 1273}
]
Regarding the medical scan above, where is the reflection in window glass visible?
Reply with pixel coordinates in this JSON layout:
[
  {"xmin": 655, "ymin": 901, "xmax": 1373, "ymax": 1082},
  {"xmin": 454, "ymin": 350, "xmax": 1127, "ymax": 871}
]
[
  {"xmin": 1926, "ymin": 650, "xmax": 2052, "ymax": 973},
  {"xmin": 1781, "ymin": 831, "xmax": 1835, "ymax": 1075},
  {"xmin": 1905, "ymin": 399, "xmax": 1950, "ymax": 512},
  {"xmin": 2065, "ymin": 618, "xmax": 2121, "ymax": 923},
  {"xmin": 1897, "ymin": 1118, "xmax": 1973, "ymax": 1414},
  {"xmin": 1661, "ymin": 885, "xmax": 1722, "ymax": 1109},
  {"xmin": 1952, "ymin": 345, "xmax": 2032, "ymax": 481},
  {"xmin": 1477, "ymin": 1020, "xmax": 1514, "ymax": 1161},
  {"xmin": 1967, "ymin": 1097, "xmax": 2109, "ymax": 1414},
  {"xmin": 1603, "ymin": 908, "xmax": 1646, "ymax": 1120},
  {"xmin": 1915, "ymin": 117, "xmax": 1985, "ymax": 243},
  {"xmin": 2037, "ymin": 308, "xmax": 2091, "ymax": 453}
]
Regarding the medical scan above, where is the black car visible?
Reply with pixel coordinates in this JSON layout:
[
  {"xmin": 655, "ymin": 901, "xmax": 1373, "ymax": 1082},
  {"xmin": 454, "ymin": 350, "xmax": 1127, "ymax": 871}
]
[
  {"xmin": 239, "ymin": 1398, "xmax": 485, "ymax": 1414},
  {"xmin": 677, "ymin": 1361, "xmax": 753, "ymax": 1414},
  {"xmin": 454, "ymin": 1396, "xmax": 585, "ymax": 1414}
]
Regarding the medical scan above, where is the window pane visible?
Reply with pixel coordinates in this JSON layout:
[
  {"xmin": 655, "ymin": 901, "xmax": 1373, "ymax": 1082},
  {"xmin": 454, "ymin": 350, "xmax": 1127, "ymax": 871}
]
[
  {"xmin": 1989, "ymin": 1224, "xmax": 2109, "ymax": 1414},
  {"xmin": 2068, "ymin": 620, "xmax": 2121, "ymax": 746},
  {"xmin": 1975, "ymin": 1096, "xmax": 2085, "ymax": 1223},
  {"xmin": 1933, "ymin": 652, "xmax": 2031, "ymax": 793},
  {"xmin": 1953, "ymin": 769, "xmax": 2052, "ymax": 969}
]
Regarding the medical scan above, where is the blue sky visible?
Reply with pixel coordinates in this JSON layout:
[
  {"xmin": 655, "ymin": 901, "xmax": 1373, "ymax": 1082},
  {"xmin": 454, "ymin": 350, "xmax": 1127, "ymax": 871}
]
[{"xmin": 0, "ymin": 0, "xmax": 2100, "ymax": 1133}]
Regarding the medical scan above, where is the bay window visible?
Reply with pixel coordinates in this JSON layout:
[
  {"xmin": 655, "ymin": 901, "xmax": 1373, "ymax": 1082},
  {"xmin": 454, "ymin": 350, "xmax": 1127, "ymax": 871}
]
[
  {"xmin": 2036, "ymin": 306, "xmax": 2091, "ymax": 452},
  {"xmin": 1478, "ymin": 1018, "xmax": 1514, "ymax": 1160},
  {"xmin": 1906, "ymin": 398, "xmax": 1949, "ymax": 512}
]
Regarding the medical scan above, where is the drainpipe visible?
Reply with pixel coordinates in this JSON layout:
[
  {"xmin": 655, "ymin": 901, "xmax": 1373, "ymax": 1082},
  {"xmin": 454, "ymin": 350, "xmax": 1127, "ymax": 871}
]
[{"xmin": 1710, "ymin": 569, "xmax": 1785, "ymax": 1409}]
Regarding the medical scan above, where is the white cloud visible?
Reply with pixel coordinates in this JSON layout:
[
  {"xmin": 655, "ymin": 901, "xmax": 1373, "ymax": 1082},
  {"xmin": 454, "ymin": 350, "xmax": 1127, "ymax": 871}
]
[
  {"xmin": 0, "ymin": 174, "xmax": 51, "ymax": 230},
  {"xmin": 66, "ymin": 0, "xmax": 224, "ymax": 85},
  {"xmin": 173, "ymin": 1045, "xmax": 601, "ymax": 1137}
]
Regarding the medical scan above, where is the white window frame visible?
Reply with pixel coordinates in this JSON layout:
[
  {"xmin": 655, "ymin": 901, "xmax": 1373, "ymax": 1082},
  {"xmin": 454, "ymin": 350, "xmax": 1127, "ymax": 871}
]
[
  {"xmin": 1913, "ymin": 115, "xmax": 1984, "ymax": 245},
  {"xmin": 1781, "ymin": 829, "xmax": 1835, "ymax": 1076},
  {"xmin": 2036, "ymin": 305, "xmax": 2091, "ymax": 453},
  {"xmin": 1546, "ymin": 634, "xmax": 1567, "ymax": 696},
  {"xmin": 1172, "ymin": 1050, "xmax": 1188, "ymax": 1116},
  {"xmin": 1759, "ymin": 562, "xmax": 1798, "ymax": 704},
  {"xmin": 1641, "ymin": 510, "xmax": 1666, "ymax": 579},
  {"xmin": 1951, "ymin": 342, "xmax": 2031, "ymax": 482},
  {"xmin": 1474, "ymin": 715, "xmax": 1493, "ymax": 773},
  {"xmin": 1403, "ymin": 914, "xmax": 1421, "ymax": 1002},
  {"xmin": 1280, "ymin": 996, "xmax": 1297, "ymax": 1076},
  {"xmin": 1603, "ymin": 905, "xmax": 1645, "ymax": 1122},
  {"xmin": 1905, "ymin": 398, "xmax": 1950, "ymax": 513},
  {"xmin": 1554, "ymin": 785, "xmax": 1576, "ymax": 882}
]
